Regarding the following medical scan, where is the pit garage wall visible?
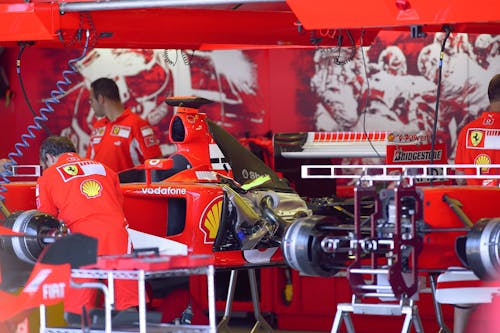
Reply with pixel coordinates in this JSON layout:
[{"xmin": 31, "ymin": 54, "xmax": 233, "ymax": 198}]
[{"xmin": 0, "ymin": 31, "xmax": 497, "ymax": 165}]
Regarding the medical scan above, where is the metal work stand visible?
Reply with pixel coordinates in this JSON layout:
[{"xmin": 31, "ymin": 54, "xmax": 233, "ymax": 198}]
[
  {"xmin": 217, "ymin": 269, "xmax": 274, "ymax": 333},
  {"xmin": 331, "ymin": 295, "xmax": 424, "ymax": 333},
  {"xmin": 40, "ymin": 265, "xmax": 216, "ymax": 333}
]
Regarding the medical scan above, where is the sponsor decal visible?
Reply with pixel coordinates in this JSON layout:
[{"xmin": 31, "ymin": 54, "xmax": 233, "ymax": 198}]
[
  {"xmin": 144, "ymin": 135, "xmax": 158, "ymax": 147},
  {"xmin": 392, "ymin": 148, "xmax": 442, "ymax": 162},
  {"xmin": 313, "ymin": 132, "xmax": 388, "ymax": 142},
  {"xmin": 389, "ymin": 133, "xmax": 430, "ymax": 144},
  {"xmin": 199, "ymin": 196, "xmax": 223, "ymax": 243},
  {"xmin": 145, "ymin": 159, "xmax": 172, "ymax": 169},
  {"xmin": 140, "ymin": 186, "xmax": 187, "ymax": 195},
  {"xmin": 111, "ymin": 125, "xmax": 131, "ymax": 138},
  {"xmin": 470, "ymin": 130, "xmax": 483, "ymax": 147},
  {"xmin": 65, "ymin": 154, "xmax": 80, "ymax": 162},
  {"xmin": 196, "ymin": 171, "xmax": 218, "ymax": 181},
  {"xmin": 387, "ymin": 143, "xmax": 449, "ymax": 185},
  {"xmin": 140, "ymin": 126, "xmax": 154, "ymax": 137},
  {"xmin": 483, "ymin": 114, "xmax": 494, "ymax": 126},
  {"xmin": 23, "ymin": 265, "xmax": 69, "ymax": 302},
  {"xmin": 241, "ymin": 168, "xmax": 269, "ymax": 181},
  {"xmin": 466, "ymin": 129, "xmax": 500, "ymax": 149},
  {"xmin": 81, "ymin": 179, "xmax": 103, "ymax": 198},
  {"xmin": 94, "ymin": 127, "xmax": 106, "ymax": 137},
  {"xmin": 43, "ymin": 282, "xmax": 66, "ymax": 300},
  {"xmin": 57, "ymin": 162, "xmax": 106, "ymax": 182},
  {"xmin": 80, "ymin": 161, "xmax": 107, "ymax": 176},
  {"xmin": 483, "ymin": 130, "xmax": 500, "ymax": 149},
  {"xmin": 57, "ymin": 163, "xmax": 85, "ymax": 182},
  {"xmin": 90, "ymin": 137, "xmax": 102, "ymax": 144},
  {"xmin": 63, "ymin": 165, "xmax": 80, "ymax": 176},
  {"xmin": 474, "ymin": 154, "xmax": 491, "ymax": 174},
  {"xmin": 24, "ymin": 269, "xmax": 52, "ymax": 293}
]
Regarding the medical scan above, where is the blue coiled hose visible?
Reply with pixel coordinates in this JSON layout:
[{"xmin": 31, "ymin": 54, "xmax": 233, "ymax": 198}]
[{"xmin": 0, "ymin": 30, "xmax": 91, "ymax": 202}]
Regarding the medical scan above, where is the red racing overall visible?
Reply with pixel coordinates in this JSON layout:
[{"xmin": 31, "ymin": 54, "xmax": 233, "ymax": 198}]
[
  {"xmin": 86, "ymin": 108, "xmax": 162, "ymax": 172},
  {"xmin": 455, "ymin": 112, "xmax": 500, "ymax": 186},
  {"xmin": 36, "ymin": 152, "xmax": 139, "ymax": 314}
]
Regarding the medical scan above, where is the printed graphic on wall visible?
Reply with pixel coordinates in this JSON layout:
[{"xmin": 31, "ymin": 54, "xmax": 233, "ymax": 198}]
[
  {"xmin": 299, "ymin": 32, "xmax": 498, "ymax": 161},
  {"xmin": 1, "ymin": 31, "xmax": 497, "ymax": 164}
]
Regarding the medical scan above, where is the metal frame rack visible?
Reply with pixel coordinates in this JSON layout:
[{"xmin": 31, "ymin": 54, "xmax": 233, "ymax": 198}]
[
  {"xmin": 301, "ymin": 163, "xmax": 500, "ymax": 333},
  {"xmin": 40, "ymin": 265, "xmax": 216, "ymax": 333}
]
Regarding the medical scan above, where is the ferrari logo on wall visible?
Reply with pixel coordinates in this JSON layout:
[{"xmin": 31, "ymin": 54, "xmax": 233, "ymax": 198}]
[{"xmin": 470, "ymin": 130, "xmax": 483, "ymax": 147}]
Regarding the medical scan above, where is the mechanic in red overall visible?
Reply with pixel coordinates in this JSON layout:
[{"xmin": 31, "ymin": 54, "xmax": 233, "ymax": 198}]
[
  {"xmin": 455, "ymin": 74, "xmax": 500, "ymax": 186},
  {"xmin": 36, "ymin": 136, "xmax": 139, "ymax": 322},
  {"xmin": 86, "ymin": 77, "xmax": 162, "ymax": 172}
]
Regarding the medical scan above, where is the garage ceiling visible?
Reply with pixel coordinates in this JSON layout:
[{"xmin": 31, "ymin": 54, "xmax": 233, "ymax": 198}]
[{"xmin": 0, "ymin": 0, "xmax": 498, "ymax": 50}]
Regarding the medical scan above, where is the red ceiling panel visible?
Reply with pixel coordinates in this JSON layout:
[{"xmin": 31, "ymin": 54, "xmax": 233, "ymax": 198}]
[
  {"xmin": 0, "ymin": 3, "xmax": 59, "ymax": 42},
  {"xmin": 286, "ymin": 0, "xmax": 500, "ymax": 34},
  {"xmin": 0, "ymin": 1, "xmax": 379, "ymax": 49}
]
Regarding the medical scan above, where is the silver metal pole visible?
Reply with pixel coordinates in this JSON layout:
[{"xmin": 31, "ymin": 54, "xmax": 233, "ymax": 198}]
[
  {"xmin": 207, "ymin": 265, "xmax": 217, "ymax": 333},
  {"xmin": 59, "ymin": 0, "xmax": 285, "ymax": 14},
  {"xmin": 139, "ymin": 270, "xmax": 146, "ymax": 333},
  {"xmin": 39, "ymin": 304, "xmax": 46, "ymax": 333}
]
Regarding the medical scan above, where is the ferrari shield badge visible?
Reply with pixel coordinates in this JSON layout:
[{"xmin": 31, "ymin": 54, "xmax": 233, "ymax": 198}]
[
  {"xmin": 63, "ymin": 164, "xmax": 79, "ymax": 176},
  {"xmin": 470, "ymin": 130, "xmax": 483, "ymax": 147}
]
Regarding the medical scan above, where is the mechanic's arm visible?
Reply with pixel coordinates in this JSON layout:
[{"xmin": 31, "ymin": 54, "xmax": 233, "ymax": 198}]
[
  {"xmin": 135, "ymin": 124, "xmax": 163, "ymax": 160},
  {"xmin": 35, "ymin": 180, "xmax": 59, "ymax": 217}
]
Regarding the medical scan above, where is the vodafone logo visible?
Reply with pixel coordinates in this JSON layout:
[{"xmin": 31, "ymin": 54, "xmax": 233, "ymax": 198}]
[{"xmin": 141, "ymin": 187, "xmax": 186, "ymax": 195}]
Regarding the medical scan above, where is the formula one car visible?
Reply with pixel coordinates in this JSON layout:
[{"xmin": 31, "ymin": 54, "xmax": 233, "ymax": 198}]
[
  {"xmin": 117, "ymin": 97, "xmax": 315, "ymax": 269},
  {"xmin": 1, "ymin": 97, "xmax": 314, "ymax": 270},
  {"xmin": 1, "ymin": 97, "xmax": 500, "ymax": 331},
  {"xmin": 0, "ymin": 97, "xmax": 321, "ymax": 328}
]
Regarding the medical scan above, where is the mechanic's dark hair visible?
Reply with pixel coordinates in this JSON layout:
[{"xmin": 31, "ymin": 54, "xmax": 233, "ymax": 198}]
[
  {"xmin": 488, "ymin": 73, "xmax": 500, "ymax": 103},
  {"xmin": 40, "ymin": 136, "xmax": 77, "ymax": 165},
  {"xmin": 91, "ymin": 77, "xmax": 121, "ymax": 102}
]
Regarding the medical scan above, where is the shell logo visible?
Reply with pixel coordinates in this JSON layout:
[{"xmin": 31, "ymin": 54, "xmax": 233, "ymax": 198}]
[
  {"xmin": 474, "ymin": 154, "xmax": 491, "ymax": 173},
  {"xmin": 200, "ymin": 197, "xmax": 223, "ymax": 243},
  {"xmin": 80, "ymin": 179, "xmax": 103, "ymax": 199}
]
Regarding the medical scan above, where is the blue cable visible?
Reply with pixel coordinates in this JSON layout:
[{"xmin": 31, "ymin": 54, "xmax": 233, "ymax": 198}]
[{"xmin": 0, "ymin": 30, "xmax": 91, "ymax": 202}]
